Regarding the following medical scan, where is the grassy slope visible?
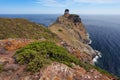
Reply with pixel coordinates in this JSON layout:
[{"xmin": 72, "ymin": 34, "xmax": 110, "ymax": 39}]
[
  {"xmin": 0, "ymin": 18, "xmax": 58, "ymax": 42},
  {"xmin": 49, "ymin": 23, "xmax": 83, "ymax": 47}
]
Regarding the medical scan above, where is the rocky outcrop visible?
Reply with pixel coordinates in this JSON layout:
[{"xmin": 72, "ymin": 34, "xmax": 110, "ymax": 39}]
[
  {"xmin": 0, "ymin": 38, "xmax": 34, "ymax": 51},
  {"xmin": 55, "ymin": 14, "xmax": 90, "ymax": 44},
  {"xmin": 0, "ymin": 39, "xmax": 34, "ymax": 65},
  {"xmin": 39, "ymin": 62, "xmax": 113, "ymax": 80},
  {"xmin": 0, "ymin": 62, "xmax": 115, "ymax": 80},
  {"xmin": 49, "ymin": 14, "xmax": 97, "ymax": 64}
]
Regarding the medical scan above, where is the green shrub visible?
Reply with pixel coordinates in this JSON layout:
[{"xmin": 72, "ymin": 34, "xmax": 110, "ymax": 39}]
[
  {"xmin": 58, "ymin": 29, "xmax": 63, "ymax": 32},
  {"xmin": 15, "ymin": 49, "xmax": 38, "ymax": 64},
  {"xmin": 14, "ymin": 41, "xmax": 113, "ymax": 76},
  {"xmin": 27, "ymin": 56, "xmax": 44, "ymax": 72},
  {"xmin": 0, "ymin": 64, "xmax": 3, "ymax": 73},
  {"xmin": 15, "ymin": 41, "xmax": 80, "ymax": 72}
]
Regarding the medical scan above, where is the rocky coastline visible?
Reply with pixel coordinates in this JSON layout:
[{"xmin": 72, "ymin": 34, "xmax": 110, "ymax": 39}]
[{"xmin": 0, "ymin": 10, "xmax": 118, "ymax": 80}]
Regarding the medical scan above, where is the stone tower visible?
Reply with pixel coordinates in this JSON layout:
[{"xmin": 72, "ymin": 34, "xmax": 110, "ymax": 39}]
[{"xmin": 64, "ymin": 9, "xmax": 70, "ymax": 17}]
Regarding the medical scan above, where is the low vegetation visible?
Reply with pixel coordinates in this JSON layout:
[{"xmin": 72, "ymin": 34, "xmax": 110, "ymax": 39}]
[
  {"xmin": 79, "ymin": 61, "xmax": 117, "ymax": 78},
  {"xmin": 0, "ymin": 64, "xmax": 3, "ymax": 73},
  {"xmin": 93, "ymin": 66, "xmax": 118, "ymax": 79},
  {"xmin": 14, "ymin": 41, "xmax": 80, "ymax": 72},
  {"xmin": 58, "ymin": 29, "xmax": 63, "ymax": 32},
  {"xmin": 0, "ymin": 18, "xmax": 58, "ymax": 42},
  {"xmin": 14, "ymin": 41, "xmax": 115, "ymax": 77}
]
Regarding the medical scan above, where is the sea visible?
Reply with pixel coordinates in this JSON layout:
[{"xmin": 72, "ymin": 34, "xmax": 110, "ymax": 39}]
[{"xmin": 0, "ymin": 14, "xmax": 120, "ymax": 77}]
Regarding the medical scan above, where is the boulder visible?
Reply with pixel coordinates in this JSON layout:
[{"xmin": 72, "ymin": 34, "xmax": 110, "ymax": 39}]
[{"xmin": 4, "ymin": 64, "xmax": 20, "ymax": 71}]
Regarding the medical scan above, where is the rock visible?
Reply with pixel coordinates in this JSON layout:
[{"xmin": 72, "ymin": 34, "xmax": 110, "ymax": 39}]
[
  {"xmin": 0, "ymin": 58, "xmax": 9, "ymax": 65},
  {"xmin": 4, "ymin": 64, "xmax": 20, "ymax": 71},
  {"xmin": 24, "ymin": 76, "xmax": 32, "ymax": 80},
  {"xmin": 68, "ymin": 14, "xmax": 81, "ymax": 23},
  {"xmin": 0, "ymin": 47, "xmax": 6, "ymax": 54},
  {"xmin": 37, "ymin": 62, "xmax": 113, "ymax": 80},
  {"xmin": 39, "ymin": 62, "xmax": 74, "ymax": 80}
]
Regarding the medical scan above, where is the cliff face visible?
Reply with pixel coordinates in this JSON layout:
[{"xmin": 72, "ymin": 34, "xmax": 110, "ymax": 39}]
[
  {"xmin": 50, "ymin": 14, "xmax": 90, "ymax": 46},
  {"xmin": 49, "ymin": 14, "xmax": 96, "ymax": 64}
]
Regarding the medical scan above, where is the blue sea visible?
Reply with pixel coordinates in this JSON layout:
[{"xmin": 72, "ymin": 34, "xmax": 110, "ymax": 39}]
[{"xmin": 0, "ymin": 14, "xmax": 120, "ymax": 77}]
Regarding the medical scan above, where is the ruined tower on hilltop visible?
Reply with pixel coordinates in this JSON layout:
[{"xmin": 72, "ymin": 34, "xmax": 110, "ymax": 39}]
[{"xmin": 64, "ymin": 9, "xmax": 70, "ymax": 17}]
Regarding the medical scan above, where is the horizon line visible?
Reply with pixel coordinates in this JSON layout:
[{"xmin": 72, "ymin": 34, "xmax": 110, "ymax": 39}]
[{"xmin": 0, "ymin": 13, "xmax": 120, "ymax": 15}]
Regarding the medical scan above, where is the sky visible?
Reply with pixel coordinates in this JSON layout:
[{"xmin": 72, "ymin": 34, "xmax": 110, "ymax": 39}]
[{"xmin": 0, "ymin": 0, "xmax": 120, "ymax": 14}]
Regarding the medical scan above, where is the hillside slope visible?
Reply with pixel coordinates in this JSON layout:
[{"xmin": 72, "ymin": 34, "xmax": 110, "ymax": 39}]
[{"xmin": 0, "ymin": 18, "xmax": 58, "ymax": 42}]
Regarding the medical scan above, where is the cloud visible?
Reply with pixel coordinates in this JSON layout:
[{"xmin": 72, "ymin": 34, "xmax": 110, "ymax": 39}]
[
  {"xmin": 36, "ymin": 0, "xmax": 70, "ymax": 7},
  {"xmin": 73, "ymin": 0, "xmax": 120, "ymax": 4},
  {"xmin": 35, "ymin": 0, "xmax": 120, "ymax": 8}
]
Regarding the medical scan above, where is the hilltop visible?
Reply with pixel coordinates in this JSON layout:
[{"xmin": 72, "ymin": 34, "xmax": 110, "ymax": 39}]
[{"xmin": 49, "ymin": 12, "xmax": 96, "ymax": 64}]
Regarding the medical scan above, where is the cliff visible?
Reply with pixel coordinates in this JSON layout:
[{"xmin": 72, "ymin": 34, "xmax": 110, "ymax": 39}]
[
  {"xmin": 49, "ymin": 14, "xmax": 97, "ymax": 64},
  {"xmin": 0, "ymin": 16, "xmax": 118, "ymax": 80}
]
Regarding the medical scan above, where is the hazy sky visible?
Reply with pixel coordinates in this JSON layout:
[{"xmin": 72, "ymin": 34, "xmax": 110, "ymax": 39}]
[{"xmin": 0, "ymin": 0, "xmax": 120, "ymax": 14}]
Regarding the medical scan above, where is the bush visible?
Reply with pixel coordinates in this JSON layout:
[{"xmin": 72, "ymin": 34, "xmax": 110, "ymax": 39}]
[
  {"xmin": 24, "ymin": 41, "xmax": 80, "ymax": 66},
  {"xmin": 15, "ymin": 41, "xmax": 80, "ymax": 72},
  {"xmin": 27, "ymin": 56, "xmax": 44, "ymax": 72},
  {"xmin": 58, "ymin": 29, "xmax": 63, "ymax": 32},
  {"xmin": 15, "ymin": 49, "xmax": 38, "ymax": 64},
  {"xmin": 14, "ymin": 41, "xmax": 113, "ymax": 76},
  {"xmin": 0, "ymin": 64, "xmax": 3, "ymax": 73}
]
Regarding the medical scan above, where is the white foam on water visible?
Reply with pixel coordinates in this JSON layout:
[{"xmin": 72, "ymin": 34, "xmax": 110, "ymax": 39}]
[{"xmin": 93, "ymin": 50, "xmax": 102, "ymax": 63}]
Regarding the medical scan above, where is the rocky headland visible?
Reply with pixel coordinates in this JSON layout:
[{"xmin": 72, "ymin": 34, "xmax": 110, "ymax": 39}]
[
  {"xmin": 0, "ymin": 10, "xmax": 118, "ymax": 80},
  {"xmin": 49, "ymin": 11, "xmax": 99, "ymax": 64}
]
